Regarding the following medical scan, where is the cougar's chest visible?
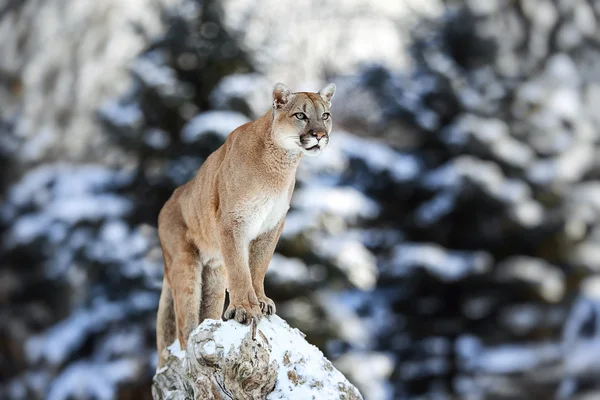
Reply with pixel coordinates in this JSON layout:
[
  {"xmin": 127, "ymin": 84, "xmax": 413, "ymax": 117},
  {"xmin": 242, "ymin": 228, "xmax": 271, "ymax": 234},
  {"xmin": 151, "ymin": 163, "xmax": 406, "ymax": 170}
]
[{"xmin": 244, "ymin": 190, "xmax": 290, "ymax": 241}]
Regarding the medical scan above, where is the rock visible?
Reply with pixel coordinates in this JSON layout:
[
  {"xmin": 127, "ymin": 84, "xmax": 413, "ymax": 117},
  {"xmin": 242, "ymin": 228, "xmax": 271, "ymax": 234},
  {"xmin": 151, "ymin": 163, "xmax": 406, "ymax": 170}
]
[{"xmin": 152, "ymin": 316, "xmax": 363, "ymax": 400}]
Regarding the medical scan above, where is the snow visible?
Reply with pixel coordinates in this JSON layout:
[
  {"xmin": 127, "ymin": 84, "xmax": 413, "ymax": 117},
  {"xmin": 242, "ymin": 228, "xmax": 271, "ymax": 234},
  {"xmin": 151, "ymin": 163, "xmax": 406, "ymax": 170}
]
[
  {"xmin": 167, "ymin": 340, "xmax": 186, "ymax": 360},
  {"xmin": 205, "ymin": 319, "xmax": 249, "ymax": 356},
  {"xmin": 496, "ymin": 256, "xmax": 565, "ymax": 302},
  {"xmin": 144, "ymin": 128, "xmax": 171, "ymax": 149},
  {"xmin": 26, "ymin": 293, "xmax": 157, "ymax": 366},
  {"xmin": 560, "ymin": 276, "xmax": 600, "ymax": 397},
  {"xmin": 423, "ymin": 156, "xmax": 505, "ymax": 195},
  {"xmin": 282, "ymin": 184, "xmax": 381, "ymax": 241},
  {"xmin": 97, "ymin": 329, "xmax": 144, "ymax": 359},
  {"xmin": 210, "ymin": 73, "xmax": 272, "ymax": 117},
  {"xmin": 266, "ymin": 254, "xmax": 312, "ymax": 285},
  {"xmin": 220, "ymin": 0, "xmax": 441, "ymax": 83},
  {"xmin": 47, "ymin": 195, "xmax": 130, "ymax": 224},
  {"xmin": 415, "ymin": 191, "xmax": 456, "ymax": 225},
  {"xmin": 474, "ymin": 344, "xmax": 561, "ymax": 374},
  {"xmin": 4, "ymin": 164, "xmax": 129, "ymax": 210},
  {"xmin": 529, "ymin": 145, "xmax": 595, "ymax": 185},
  {"xmin": 26, "ymin": 301, "xmax": 124, "ymax": 366},
  {"xmin": 317, "ymin": 292, "xmax": 372, "ymax": 348},
  {"xmin": 87, "ymin": 221, "xmax": 151, "ymax": 265},
  {"xmin": 180, "ymin": 111, "xmax": 250, "ymax": 143},
  {"xmin": 291, "ymin": 185, "xmax": 379, "ymax": 221},
  {"xmin": 130, "ymin": 54, "xmax": 179, "ymax": 92},
  {"xmin": 387, "ymin": 243, "xmax": 492, "ymax": 282},
  {"xmin": 334, "ymin": 351, "xmax": 395, "ymax": 400},
  {"xmin": 353, "ymin": 228, "xmax": 404, "ymax": 249},
  {"xmin": 422, "ymin": 162, "xmax": 461, "ymax": 190},
  {"xmin": 337, "ymin": 132, "xmax": 422, "ymax": 183},
  {"xmin": 47, "ymin": 359, "xmax": 140, "ymax": 400},
  {"xmin": 20, "ymin": 128, "xmax": 56, "ymax": 161},
  {"xmin": 456, "ymin": 335, "xmax": 561, "ymax": 374},
  {"xmin": 202, "ymin": 341, "xmax": 217, "ymax": 355},
  {"xmin": 281, "ymin": 211, "xmax": 319, "ymax": 238},
  {"xmin": 98, "ymin": 102, "xmax": 143, "ymax": 130},
  {"xmin": 568, "ymin": 182, "xmax": 600, "ymax": 211},
  {"xmin": 581, "ymin": 276, "xmax": 600, "ymax": 301},
  {"xmin": 2, "ymin": 165, "xmax": 133, "ymax": 249},
  {"xmin": 261, "ymin": 316, "xmax": 361, "ymax": 400},
  {"xmin": 314, "ymin": 237, "xmax": 378, "ymax": 290}
]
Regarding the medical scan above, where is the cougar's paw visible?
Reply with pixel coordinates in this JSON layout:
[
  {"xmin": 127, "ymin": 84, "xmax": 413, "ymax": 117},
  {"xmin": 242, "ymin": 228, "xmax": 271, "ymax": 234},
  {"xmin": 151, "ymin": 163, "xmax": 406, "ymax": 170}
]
[
  {"xmin": 258, "ymin": 296, "xmax": 276, "ymax": 316},
  {"xmin": 224, "ymin": 303, "xmax": 261, "ymax": 325}
]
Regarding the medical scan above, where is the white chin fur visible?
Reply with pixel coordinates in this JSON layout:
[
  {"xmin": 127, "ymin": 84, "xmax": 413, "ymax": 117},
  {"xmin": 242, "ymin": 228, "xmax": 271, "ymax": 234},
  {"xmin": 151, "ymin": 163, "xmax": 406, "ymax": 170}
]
[
  {"xmin": 301, "ymin": 146, "xmax": 323, "ymax": 157},
  {"xmin": 278, "ymin": 137, "xmax": 302, "ymax": 152}
]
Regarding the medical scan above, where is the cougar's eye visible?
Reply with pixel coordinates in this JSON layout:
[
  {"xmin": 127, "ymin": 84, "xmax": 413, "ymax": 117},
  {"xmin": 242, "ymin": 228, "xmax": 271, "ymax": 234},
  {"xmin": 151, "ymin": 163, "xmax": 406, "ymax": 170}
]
[
  {"xmin": 322, "ymin": 112, "xmax": 330, "ymax": 120},
  {"xmin": 294, "ymin": 113, "xmax": 307, "ymax": 120}
]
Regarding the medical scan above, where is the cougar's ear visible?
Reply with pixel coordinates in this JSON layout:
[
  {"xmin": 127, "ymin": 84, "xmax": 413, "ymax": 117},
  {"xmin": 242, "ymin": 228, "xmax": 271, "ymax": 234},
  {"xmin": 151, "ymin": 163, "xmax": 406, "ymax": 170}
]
[
  {"xmin": 272, "ymin": 82, "xmax": 291, "ymax": 109},
  {"xmin": 318, "ymin": 83, "xmax": 336, "ymax": 103}
]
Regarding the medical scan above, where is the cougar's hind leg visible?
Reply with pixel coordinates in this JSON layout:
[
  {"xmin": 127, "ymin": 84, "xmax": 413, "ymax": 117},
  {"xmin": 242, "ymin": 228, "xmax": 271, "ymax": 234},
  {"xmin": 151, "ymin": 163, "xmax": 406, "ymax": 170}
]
[
  {"xmin": 168, "ymin": 248, "xmax": 202, "ymax": 350},
  {"xmin": 199, "ymin": 262, "xmax": 227, "ymax": 321},
  {"xmin": 156, "ymin": 281, "xmax": 176, "ymax": 369},
  {"xmin": 159, "ymin": 205, "xmax": 202, "ymax": 350}
]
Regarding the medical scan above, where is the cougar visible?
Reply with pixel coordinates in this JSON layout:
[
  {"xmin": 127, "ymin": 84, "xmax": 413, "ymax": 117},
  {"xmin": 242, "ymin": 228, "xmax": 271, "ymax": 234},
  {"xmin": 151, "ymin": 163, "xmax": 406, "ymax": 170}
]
[{"xmin": 156, "ymin": 82, "xmax": 335, "ymax": 367}]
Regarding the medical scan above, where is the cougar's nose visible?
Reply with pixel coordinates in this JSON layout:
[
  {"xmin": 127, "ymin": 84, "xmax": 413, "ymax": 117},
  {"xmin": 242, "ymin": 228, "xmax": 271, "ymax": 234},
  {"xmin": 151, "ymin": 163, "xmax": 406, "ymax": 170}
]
[{"xmin": 311, "ymin": 131, "xmax": 327, "ymax": 140}]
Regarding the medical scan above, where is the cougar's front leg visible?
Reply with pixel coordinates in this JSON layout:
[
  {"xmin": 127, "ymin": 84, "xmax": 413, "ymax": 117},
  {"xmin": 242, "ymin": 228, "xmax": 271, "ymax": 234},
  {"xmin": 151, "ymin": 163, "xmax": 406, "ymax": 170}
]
[
  {"xmin": 249, "ymin": 220, "xmax": 284, "ymax": 316},
  {"xmin": 219, "ymin": 222, "xmax": 261, "ymax": 324}
]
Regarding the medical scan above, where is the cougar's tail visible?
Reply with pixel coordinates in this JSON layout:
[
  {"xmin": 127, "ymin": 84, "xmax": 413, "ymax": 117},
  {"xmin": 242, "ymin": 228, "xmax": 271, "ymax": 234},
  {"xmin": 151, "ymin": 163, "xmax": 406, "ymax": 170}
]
[{"xmin": 156, "ymin": 281, "xmax": 176, "ymax": 369}]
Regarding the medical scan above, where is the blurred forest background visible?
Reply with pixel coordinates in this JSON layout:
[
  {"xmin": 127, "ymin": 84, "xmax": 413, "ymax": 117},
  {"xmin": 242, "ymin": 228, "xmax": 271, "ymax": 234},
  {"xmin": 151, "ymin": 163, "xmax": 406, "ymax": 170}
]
[{"xmin": 2, "ymin": 0, "xmax": 600, "ymax": 399}]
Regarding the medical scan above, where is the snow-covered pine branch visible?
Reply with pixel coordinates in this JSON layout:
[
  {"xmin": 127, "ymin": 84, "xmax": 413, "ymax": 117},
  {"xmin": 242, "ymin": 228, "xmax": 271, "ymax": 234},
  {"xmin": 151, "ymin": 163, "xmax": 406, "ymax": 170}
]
[{"xmin": 152, "ymin": 315, "xmax": 363, "ymax": 400}]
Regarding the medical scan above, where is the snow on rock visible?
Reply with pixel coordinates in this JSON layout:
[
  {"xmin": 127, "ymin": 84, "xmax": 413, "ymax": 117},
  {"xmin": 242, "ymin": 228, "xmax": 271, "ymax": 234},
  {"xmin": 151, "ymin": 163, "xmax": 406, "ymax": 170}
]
[
  {"xmin": 152, "ymin": 316, "xmax": 363, "ymax": 400},
  {"xmin": 166, "ymin": 340, "xmax": 186, "ymax": 361}
]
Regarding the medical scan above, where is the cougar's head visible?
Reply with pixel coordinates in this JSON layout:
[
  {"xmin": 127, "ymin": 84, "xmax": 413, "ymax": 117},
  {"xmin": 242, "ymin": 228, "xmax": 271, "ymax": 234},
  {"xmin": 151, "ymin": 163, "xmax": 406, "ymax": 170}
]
[{"xmin": 271, "ymin": 82, "xmax": 336, "ymax": 157}]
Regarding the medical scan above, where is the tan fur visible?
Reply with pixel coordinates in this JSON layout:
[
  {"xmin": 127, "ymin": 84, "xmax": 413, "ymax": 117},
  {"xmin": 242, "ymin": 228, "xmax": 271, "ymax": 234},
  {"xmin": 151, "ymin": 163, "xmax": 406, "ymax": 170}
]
[{"xmin": 156, "ymin": 83, "xmax": 335, "ymax": 368}]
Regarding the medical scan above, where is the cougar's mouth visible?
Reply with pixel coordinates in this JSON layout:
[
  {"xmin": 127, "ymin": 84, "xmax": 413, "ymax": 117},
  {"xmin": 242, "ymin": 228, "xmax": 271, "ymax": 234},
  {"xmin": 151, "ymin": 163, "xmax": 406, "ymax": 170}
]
[{"xmin": 305, "ymin": 144, "xmax": 320, "ymax": 151}]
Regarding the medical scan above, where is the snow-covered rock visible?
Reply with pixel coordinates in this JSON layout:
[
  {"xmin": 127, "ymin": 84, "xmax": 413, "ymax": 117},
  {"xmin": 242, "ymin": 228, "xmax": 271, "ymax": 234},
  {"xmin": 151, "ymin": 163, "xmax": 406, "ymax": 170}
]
[{"xmin": 152, "ymin": 316, "xmax": 363, "ymax": 400}]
